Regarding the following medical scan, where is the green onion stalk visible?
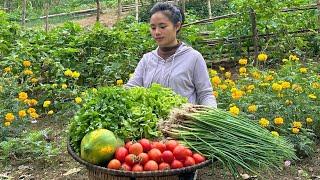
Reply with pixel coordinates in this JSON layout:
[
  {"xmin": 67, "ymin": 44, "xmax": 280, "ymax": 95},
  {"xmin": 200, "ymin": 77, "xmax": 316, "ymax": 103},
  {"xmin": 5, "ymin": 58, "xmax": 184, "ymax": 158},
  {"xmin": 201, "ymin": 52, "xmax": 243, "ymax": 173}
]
[{"xmin": 159, "ymin": 104, "xmax": 297, "ymax": 178}]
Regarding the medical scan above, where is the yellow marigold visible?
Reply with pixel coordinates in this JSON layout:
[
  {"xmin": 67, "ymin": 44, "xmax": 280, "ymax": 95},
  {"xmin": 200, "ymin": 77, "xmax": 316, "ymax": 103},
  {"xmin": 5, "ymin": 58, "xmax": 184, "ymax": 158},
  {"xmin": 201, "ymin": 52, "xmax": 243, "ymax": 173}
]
[
  {"xmin": 4, "ymin": 67, "xmax": 12, "ymax": 73},
  {"xmin": 31, "ymin": 78, "xmax": 38, "ymax": 83},
  {"xmin": 47, "ymin": 110, "xmax": 54, "ymax": 115},
  {"xmin": 299, "ymin": 68, "xmax": 308, "ymax": 73},
  {"xmin": 272, "ymin": 83, "xmax": 282, "ymax": 91},
  {"xmin": 209, "ymin": 69, "xmax": 218, "ymax": 76},
  {"xmin": 292, "ymin": 121, "xmax": 302, "ymax": 129},
  {"xmin": 219, "ymin": 66, "xmax": 225, "ymax": 71},
  {"xmin": 308, "ymin": 94, "xmax": 317, "ymax": 100},
  {"xmin": 211, "ymin": 76, "xmax": 221, "ymax": 86},
  {"xmin": 251, "ymin": 71, "xmax": 261, "ymax": 79},
  {"xmin": 28, "ymin": 99, "xmax": 38, "ymax": 106},
  {"xmin": 18, "ymin": 110, "xmax": 27, "ymax": 118},
  {"xmin": 27, "ymin": 108, "xmax": 36, "ymax": 114},
  {"xmin": 43, "ymin": 100, "xmax": 51, "ymax": 108},
  {"xmin": 229, "ymin": 106, "xmax": 240, "ymax": 116},
  {"xmin": 218, "ymin": 84, "xmax": 228, "ymax": 90},
  {"xmin": 5, "ymin": 113, "xmax": 15, "ymax": 122},
  {"xmin": 239, "ymin": 67, "xmax": 246, "ymax": 74},
  {"xmin": 257, "ymin": 53, "xmax": 268, "ymax": 62},
  {"xmin": 248, "ymin": 104, "xmax": 257, "ymax": 113},
  {"xmin": 30, "ymin": 112, "xmax": 39, "ymax": 119},
  {"xmin": 213, "ymin": 91, "xmax": 218, "ymax": 97},
  {"xmin": 61, "ymin": 84, "xmax": 67, "ymax": 89},
  {"xmin": 271, "ymin": 131, "xmax": 279, "ymax": 137},
  {"xmin": 246, "ymin": 85, "xmax": 255, "ymax": 93},
  {"xmin": 75, "ymin": 97, "xmax": 82, "ymax": 104},
  {"xmin": 116, "ymin": 79, "xmax": 123, "ymax": 86},
  {"xmin": 23, "ymin": 60, "xmax": 31, "ymax": 67},
  {"xmin": 72, "ymin": 71, "xmax": 80, "ymax": 78},
  {"xmin": 231, "ymin": 90, "xmax": 244, "ymax": 100},
  {"xmin": 4, "ymin": 121, "xmax": 11, "ymax": 127},
  {"xmin": 289, "ymin": 55, "xmax": 299, "ymax": 61},
  {"xmin": 224, "ymin": 71, "xmax": 232, "ymax": 79},
  {"xmin": 225, "ymin": 79, "xmax": 235, "ymax": 87},
  {"xmin": 24, "ymin": 99, "xmax": 30, "ymax": 104},
  {"xmin": 23, "ymin": 69, "xmax": 33, "ymax": 75},
  {"xmin": 64, "ymin": 69, "xmax": 73, "ymax": 77},
  {"xmin": 312, "ymin": 82, "xmax": 320, "ymax": 89},
  {"xmin": 18, "ymin": 92, "xmax": 28, "ymax": 101},
  {"xmin": 292, "ymin": 127, "xmax": 300, "ymax": 134},
  {"xmin": 306, "ymin": 118, "xmax": 313, "ymax": 124},
  {"xmin": 238, "ymin": 58, "xmax": 248, "ymax": 65},
  {"xmin": 281, "ymin": 81, "xmax": 291, "ymax": 89},
  {"xmin": 292, "ymin": 84, "xmax": 303, "ymax": 93},
  {"xmin": 274, "ymin": 117, "xmax": 284, "ymax": 125},
  {"xmin": 264, "ymin": 75, "xmax": 274, "ymax": 81},
  {"xmin": 259, "ymin": 118, "xmax": 269, "ymax": 127},
  {"xmin": 52, "ymin": 83, "xmax": 58, "ymax": 88},
  {"xmin": 285, "ymin": 99, "xmax": 293, "ymax": 105}
]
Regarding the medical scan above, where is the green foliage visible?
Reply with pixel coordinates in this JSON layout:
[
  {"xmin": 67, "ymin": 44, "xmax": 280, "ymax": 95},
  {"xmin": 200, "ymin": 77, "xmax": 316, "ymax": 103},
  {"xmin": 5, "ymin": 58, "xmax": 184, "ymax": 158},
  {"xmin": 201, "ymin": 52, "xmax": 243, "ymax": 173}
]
[{"xmin": 69, "ymin": 84, "xmax": 187, "ymax": 154}]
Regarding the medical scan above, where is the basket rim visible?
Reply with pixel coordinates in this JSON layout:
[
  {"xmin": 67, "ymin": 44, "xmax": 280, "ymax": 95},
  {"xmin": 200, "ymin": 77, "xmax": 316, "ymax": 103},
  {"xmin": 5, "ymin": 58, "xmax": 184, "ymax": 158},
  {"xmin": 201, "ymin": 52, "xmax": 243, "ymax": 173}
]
[{"xmin": 67, "ymin": 139, "xmax": 212, "ymax": 177}]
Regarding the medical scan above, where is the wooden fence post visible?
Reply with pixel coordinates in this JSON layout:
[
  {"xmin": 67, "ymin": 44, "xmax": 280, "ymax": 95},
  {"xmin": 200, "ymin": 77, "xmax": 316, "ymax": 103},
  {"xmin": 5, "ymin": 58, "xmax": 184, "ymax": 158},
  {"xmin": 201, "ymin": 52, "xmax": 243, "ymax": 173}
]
[
  {"xmin": 22, "ymin": 0, "xmax": 26, "ymax": 26},
  {"xmin": 45, "ymin": 2, "xmax": 49, "ymax": 33},
  {"xmin": 182, "ymin": 0, "xmax": 186, "ymax": 13},
  {"xmin": 207, "ymin": 0, "xmax": 212, "ymax": 19},
  {"xmin": 96, "ymin": 0, "xmax": 100, "ymax": 22},
  {"xmin": 250, "ymin": 8, "xmax": 259, "ymax": 66},
  {"xmin": 135, "ymin": 0, "xmax": 139, "ymax": 22},
  {"xmin": 117, "ymin": 0, "xmax": 122, "ymax": 20}
]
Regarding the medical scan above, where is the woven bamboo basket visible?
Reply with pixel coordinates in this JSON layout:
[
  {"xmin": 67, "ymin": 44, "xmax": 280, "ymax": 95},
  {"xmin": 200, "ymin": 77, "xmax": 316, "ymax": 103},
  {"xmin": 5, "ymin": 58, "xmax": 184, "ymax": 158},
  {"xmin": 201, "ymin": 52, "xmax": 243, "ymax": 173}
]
[{"xmin": 67, "ymin": 140, "xmax": 212, "ymax": 180}]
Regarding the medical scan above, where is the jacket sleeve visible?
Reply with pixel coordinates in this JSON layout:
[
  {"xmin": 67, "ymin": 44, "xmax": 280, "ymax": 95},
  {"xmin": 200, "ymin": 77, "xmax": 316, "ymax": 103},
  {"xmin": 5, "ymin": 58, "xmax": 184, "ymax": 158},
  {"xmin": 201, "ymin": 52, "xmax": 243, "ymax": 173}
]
[
  {"xmin": 125, "ymin": 57, "xmax": 145, "ymax": 88},
  {"xmin": 193, "ymin": 54, "xmax": 217, "ymax": 108}
]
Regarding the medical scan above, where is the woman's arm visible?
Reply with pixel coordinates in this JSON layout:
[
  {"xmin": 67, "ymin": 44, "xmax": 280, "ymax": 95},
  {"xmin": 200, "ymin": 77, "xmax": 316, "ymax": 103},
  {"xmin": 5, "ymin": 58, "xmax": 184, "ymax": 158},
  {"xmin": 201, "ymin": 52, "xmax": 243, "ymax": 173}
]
[{"xmin": 125, "ymin": 57, "xmax": 145, "ymax": 88}]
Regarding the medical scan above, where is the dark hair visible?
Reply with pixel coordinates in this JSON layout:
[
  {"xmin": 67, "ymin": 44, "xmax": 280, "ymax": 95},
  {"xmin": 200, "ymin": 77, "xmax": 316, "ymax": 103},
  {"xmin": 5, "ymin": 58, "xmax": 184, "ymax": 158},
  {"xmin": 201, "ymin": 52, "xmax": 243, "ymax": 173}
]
[{"xmin": 150, "ymin": 2, "xmax": 185, "ymax": 33}]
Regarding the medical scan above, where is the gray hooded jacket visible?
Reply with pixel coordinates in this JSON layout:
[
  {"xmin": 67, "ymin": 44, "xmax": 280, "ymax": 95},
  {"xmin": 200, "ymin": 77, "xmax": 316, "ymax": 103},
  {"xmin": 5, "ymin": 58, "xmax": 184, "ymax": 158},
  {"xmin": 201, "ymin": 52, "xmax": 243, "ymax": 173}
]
[{"xmin": 125, "ymin": 42, "xmax": 217, "ymax": 108}]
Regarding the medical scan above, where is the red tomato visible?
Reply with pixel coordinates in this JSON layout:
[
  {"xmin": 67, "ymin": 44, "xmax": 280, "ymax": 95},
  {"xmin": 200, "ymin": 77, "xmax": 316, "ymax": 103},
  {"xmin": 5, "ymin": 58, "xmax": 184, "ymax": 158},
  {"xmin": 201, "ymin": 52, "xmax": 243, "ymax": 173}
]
[
  {"xmin": 173, "ymin": 145, "xmax": 188, "ymax": 161},
  {"xmin": 171, "ymin": 160, "xmax": 183, "ymax": 169},
  {"xmin": 137, "ymin": 152, "xmax": 149, "ymax": 165},
  {"xmin": 161, "ymin": 150, "xmax": 174, "ymax": 164},
  {"xmin": 185, "ymin": 148, "xmax": 193, "ymax": 157},
  {"xmin": 115, "ymin": 147, "xmax": 128, "ymax": 163},
  {"xmin": 144, "ymin": 160, "xmax": 159, "ymax": 171},
  {"xmin": 125, "ymin": 141, "xmax": 133, "ymax": 150},
  {"xmin": 129, "ymin": 143, "xmax": 143, "ymax": 155},
  {"xmin": 184, "ymin": 156, "xmax": 196, "ymax": 167},
  {"xmin": 139, "ymin": 138, "xmax": 152, "ymax": 152},
  {"xmin": 152, "ymin": 141, "xmax": 166, "ymax": 152},
  {"xmin": 132, "ymin": 164, "xmax": 144, "ymax": 172},
  {"xmin": 165, "ymin": 140, "xmax": 179, "ymax": 152},
  {"xmin": 159, "ymin": 162, "xmax": 171, "ymax": 170},
  {"xmin": 148, "ymin": 148, "xmax": 162, "ymax": 163},
  {"xmin": 192, "ymin": 153, "xmax": 206, "ymax": 164},
  {"xmin": 120, "ymin": 163, "xmax": 132, "ymax": 171},
  {"xmin": 107, "ymin": 159, "xmax": 121, "ymax": 170},
  {"xmin": 125, "ymin": 154, "xmax": 137, "ymax": 166}
]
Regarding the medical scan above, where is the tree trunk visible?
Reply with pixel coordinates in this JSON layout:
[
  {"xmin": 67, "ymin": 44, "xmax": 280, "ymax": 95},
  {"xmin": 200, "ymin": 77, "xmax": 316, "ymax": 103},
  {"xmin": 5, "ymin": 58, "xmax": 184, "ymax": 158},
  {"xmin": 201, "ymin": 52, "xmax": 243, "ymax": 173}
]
[
  {"xmin": 207, "ymin": 0, "xmax": 212, "ymax": 19},
  {"xmin": 317, "ymin": 0, "xmax": 320, "ymax": 32},
  {"xmin": 182, "ymin": 0, "xmax": 186, "ymax": 13},
  {"xmin": 117, "ymin": 0, "xmax": 122, "ymax": 20},
  {"xmin": 250, "ymin": 8, "xmax": 259, "ymax": 66},
  {"xmin": 135, "ymin": 0, "xmax": 139, "ymax": 22},
  {"xmin": 45, "ymin": 2, "xmax": 49, "ymax": 33},
  {"xmin": 22, "ymin": 0, "xmax": 27, "ymax": 26},
  {"xmin": 96, "ymin": 0, "xmax": 100, "ymax": 22}
]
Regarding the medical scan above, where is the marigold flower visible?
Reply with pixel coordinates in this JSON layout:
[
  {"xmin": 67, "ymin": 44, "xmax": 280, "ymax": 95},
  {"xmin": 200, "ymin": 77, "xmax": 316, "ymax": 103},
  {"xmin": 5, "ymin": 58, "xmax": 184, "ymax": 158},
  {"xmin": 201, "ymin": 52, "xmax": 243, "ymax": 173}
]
[
  {"xmin": 4, "ymin": 67, "xmax": 12, "ymax": 73},
  {"xmin": 251, "ymin": 71, "xmax": 261, "ymax": 79},
  {"xmin": 306, "ymin": 118, "xmax": 313, "ymax": 124},
  {"xmin": 116, "ymin": 79, "xmax": 123, "ymax": 86},
  {"xmin": 299, "ymin": 68, "xmax": 308, "ymax": 73},
  {"xmin": 312, "ymin": 82, "xmax": 320, "ymax": 89},
  {"xmin": 224, "ymin": 72, "xmax": 232, "ymax": 79},
  {"xmin": 64, "ymin": 69, "xmax": 73, "ymax": 77},
  {"xmin": 292, "ymin": 128, "xmax": 299, "ymax": 134},
  {"xmin": 72, "ymin": 71, "xmax": 80, "ymax": 78},
  {"xmin": 61, "ymin": 84, "xmax": 67, "ymax": 89},
  {"xmin": 308, "ymin": 94, "xmax": 317, "ymax": 100},
  {"xmin": 272, "ymin": 83, "xmax": 282, "ymax": 91},
  {"xmin": 248, "ymin": 105, "xmax": 257, "ymax": 113},
  {"xmin": 52, "ymin": 83, "xmax": 58, "ymax": 88},
  {"xmin": 292, "ymin": 121, "xmax": 302, "ymax": 129},
  {"xmin": 213, "ymin": 91, "xmax": 218, "ymax": 97},
  {"xmin": 43, "ymin": 100, "xmax": 51, "ymax": 108},
  {"xmin": 289, "ymin": 55, "xmax": 299, "ymax": 61},
  {"xmin": 218, "ymin": 84, "xmax": 228, "ymax": 90},
  {"xmin": 28, "ymin": 99, "xmax": 38, "ymax": 106},
  {"xmin": 23, "ymin": 60, "xmax": 31, "ymax": 67},
  {"xmin": 246, "ymin": 85, "xmax": 255, "ymax": 93},
  {"xmin": 5, "ymin": 113, "xmax": 15, "ymax": 122},
  {"xmin": 238, "ymin": 58, "xmax": 248, "ymax": 65},
  {"xmin": 209, "ymin": 69, "xmax": 218, "ymax": 76},
  {"xmin": 271, "ymin": 131, "xmax": 279, "ymax": 137},
  {"xmin": 264, "ymin": 75, "xmax": 274, "ymax": 81},
  {"xmin": 274, "ymin": 117, "xmax": 284, "ymax": 125},
  {"xmin": 231, "ymin": 90, "xmax": 244, "ymax": 100},
  {"xmin": 47, "ymin": 110, "xmax": 54, "ymax": 115},
  {"xmin": 19, "ymin": 110, "xmax": 27, "ymax": 118},
  {"xmin": 31, "ymin": 78, "xmax": 38, "ymax": 83},
  {"xmin": 281, "ymin": 81, "xmax": 291, "ymax": 89},
  {"xmin": 75, "ymin": 97, "xmax": 82, "ymax": 104},
  {"xmin": 285, "ymin": 99, "xmax": 293, "ymax": 105},
  {"xmin": 229, "ymin": 106, "xmax": 240, "ymax": 116},
  {"xmin": 30, "ymin": 112, "xmax": 39, "ymax": 119},
  {"xmin": 4, "ymin": 121, "xmax": 11, "ymax": 127},
  {"xmin": 225, "ymin": 79, "xmax": 235, "ymax": 87},
  {"xmin": 292, "ymin": 84, "xmax": 303, "ymax": 92},
  {"xmin": 259, "ymin": 118, "xmax": 269, "ymax": 127},
  {"xmin": 211, "ymin": 76, "xmax": 221, "ymax": 86},
  {"xmin": 18, "ymin": 92, "xmax": 28, "ymax": 101},
  {"xmin": 258, "ymin": 53, "xmax": 268, "ymax": 62},
  {"xmin": 27, "ymin": 108, "xmax": 36, "ymax": 114},
  {"xmin": 23, "ymin": 69, "xmax": 33, "ymax": 75},
  {"xmin": 219, "ymin": 66, "xmax": 225, "ymax": 71},
  {"xmin": 239, "ymin": 67, "xmax": 246, "ymax": 74}
]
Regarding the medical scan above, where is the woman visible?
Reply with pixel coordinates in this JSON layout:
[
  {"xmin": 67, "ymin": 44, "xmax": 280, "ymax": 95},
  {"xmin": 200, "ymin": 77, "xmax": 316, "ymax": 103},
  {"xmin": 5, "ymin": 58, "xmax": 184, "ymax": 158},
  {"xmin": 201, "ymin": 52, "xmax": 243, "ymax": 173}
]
[{"xmin": 126, "ymin": 2, "xmax": 217, "ymax": 109}]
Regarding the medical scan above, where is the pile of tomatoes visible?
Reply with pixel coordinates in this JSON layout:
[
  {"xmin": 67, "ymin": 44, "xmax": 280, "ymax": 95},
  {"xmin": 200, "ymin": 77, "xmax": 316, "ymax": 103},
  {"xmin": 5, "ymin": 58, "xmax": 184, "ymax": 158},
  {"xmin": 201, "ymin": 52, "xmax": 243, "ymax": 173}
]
[{"xmin": 106, "ymin": 139, "xmax": 206, "ymax": 171}]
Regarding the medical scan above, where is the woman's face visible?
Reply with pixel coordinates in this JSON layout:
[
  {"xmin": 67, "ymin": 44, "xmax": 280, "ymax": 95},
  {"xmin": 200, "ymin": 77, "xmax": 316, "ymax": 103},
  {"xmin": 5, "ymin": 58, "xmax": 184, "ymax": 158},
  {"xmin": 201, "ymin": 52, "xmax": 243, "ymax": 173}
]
[{"xmin": 150, "ymin": 12, "xmax": 181, "ymax": 47}]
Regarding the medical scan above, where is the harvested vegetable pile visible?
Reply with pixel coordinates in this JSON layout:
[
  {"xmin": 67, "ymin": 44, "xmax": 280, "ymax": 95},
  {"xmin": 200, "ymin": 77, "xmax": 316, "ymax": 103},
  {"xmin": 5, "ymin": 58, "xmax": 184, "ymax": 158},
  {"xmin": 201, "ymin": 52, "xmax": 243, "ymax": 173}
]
[{"xmin": 159, "ymin": 104, "xmax": 297, "ymax": 177}]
